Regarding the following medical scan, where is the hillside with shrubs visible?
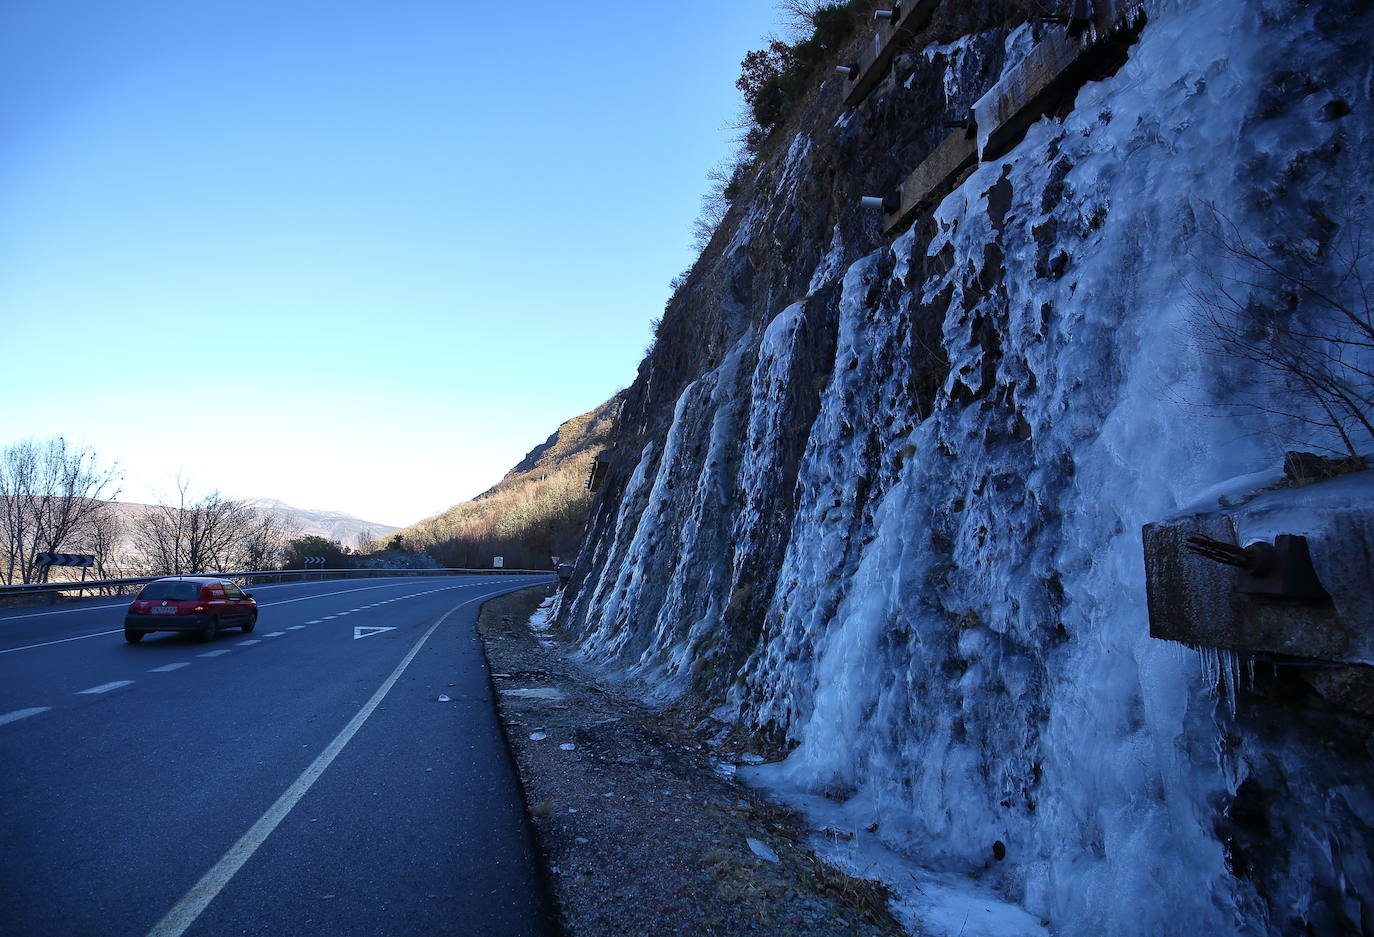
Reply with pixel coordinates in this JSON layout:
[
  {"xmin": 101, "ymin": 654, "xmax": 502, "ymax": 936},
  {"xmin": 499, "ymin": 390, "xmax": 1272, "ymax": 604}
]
[{"xmin": 383, "ymin": 395, "xmax": 620, "ymax": 570}]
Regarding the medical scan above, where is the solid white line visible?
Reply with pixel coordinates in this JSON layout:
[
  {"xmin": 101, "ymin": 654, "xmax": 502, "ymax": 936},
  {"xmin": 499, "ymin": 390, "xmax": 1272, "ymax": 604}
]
[
  {"xmin": 78, "ymin": 680, "xmax": 134, "ymax": 694},
  {"xmin": 143, "ymin": 593, "xmax": 497, "ymax": 937},
  {"xmin": 0, "ymin": 603, "xmax": 126, "ymax": 621},
  {"xmin": 0, "ymin": 629, "xmax": 124, "ymax": 655},
  {"xmin": 197, "ymin": 650, "xmax": 232, "ymax": 658},
  {"xmin": 0, "ymin": 706, "xmax": 51, "ymax": 726},
  {"xmin": 149, "ymin": 663, "xmax": 191, "ymax": 673}
]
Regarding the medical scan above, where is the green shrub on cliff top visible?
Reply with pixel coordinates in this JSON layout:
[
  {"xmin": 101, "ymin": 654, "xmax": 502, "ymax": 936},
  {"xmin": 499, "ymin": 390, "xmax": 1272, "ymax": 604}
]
[{"xmin": 736, "ymin": 2, "xmax": 860, "ymax": 132}]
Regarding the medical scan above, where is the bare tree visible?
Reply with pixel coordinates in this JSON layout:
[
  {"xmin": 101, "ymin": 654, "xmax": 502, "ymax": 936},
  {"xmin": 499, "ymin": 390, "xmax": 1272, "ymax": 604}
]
[
  {"xmin": 134, "ymin": 477, "xmax": 271, "ymax": 575},
  {"xmin": 0, "ymin": 437, "xmax": 122, "ymax": 584},
  {"xmin": 1190, "ymin": 208, "xmax": 1374, "ymax": 456},
  {"xmin": 354, "ymin": 527, "xmax": 376, "ymax": 551},
  {"xmin": 240, "ymin": 508, "xmax": 293, "ymax": 571},
  {"xmin": 88, "ymin": 509, "xmax": 127, "ymax": 582},
  {"xmin": 776, "ymin": 0, "xmax": 838, "ymax": 34}
]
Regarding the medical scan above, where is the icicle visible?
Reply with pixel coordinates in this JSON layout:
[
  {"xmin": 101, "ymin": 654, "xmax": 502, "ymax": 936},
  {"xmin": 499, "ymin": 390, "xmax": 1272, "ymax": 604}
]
[{"xmin": 1194, "ymin": 645, "xmax": 1241, "ymax": 718}]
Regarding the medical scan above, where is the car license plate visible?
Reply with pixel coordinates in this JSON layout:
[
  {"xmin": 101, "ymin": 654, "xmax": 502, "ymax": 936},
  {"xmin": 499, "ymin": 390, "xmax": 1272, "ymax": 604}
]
[{"xmin": 150, "ymin": 607, "xmax": 178, "ymax": 615}]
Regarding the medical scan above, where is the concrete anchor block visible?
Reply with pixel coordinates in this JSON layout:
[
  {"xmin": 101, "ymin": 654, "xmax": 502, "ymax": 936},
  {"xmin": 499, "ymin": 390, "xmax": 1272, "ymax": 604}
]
[
  {"xmin": 882, "ymin": 128, "xmax": 979, "ymax": 235},
  {"xmin": 843, "ymin": 0, "xmax": 942, "ymax": 109},
  {"xmin": 971, "ymin": 0, "xmax": 1144, "ymax": 160},
  {"xmin": 1143, "ymin": 468, "xmax": 1374, "ymax": 717}
]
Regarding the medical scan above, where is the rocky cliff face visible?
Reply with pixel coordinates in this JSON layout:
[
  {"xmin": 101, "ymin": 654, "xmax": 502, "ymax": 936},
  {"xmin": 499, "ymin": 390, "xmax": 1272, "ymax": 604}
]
[{"xmin": 560, "ymin": 2, "xmax": 1374, "ymax": 934}]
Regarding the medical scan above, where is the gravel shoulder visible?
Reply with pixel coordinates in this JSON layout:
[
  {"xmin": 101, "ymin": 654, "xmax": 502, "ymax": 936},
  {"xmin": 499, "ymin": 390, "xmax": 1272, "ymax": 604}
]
[{"xmin": 474, "ymin": 586, "xmax": 905, "ymax": 937}]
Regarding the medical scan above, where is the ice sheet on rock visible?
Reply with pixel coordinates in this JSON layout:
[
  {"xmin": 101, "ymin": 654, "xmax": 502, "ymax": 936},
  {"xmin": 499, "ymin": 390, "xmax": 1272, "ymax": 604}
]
[
  {"xmin": 632, "ymin": 334, "xmax": 754, "ymax": 699},
  {"xmin": 921, "ymin": 34, "xmax": 979, "ymax": 105},
  {"xmin": 774, "ymin": 133, "xmax": 811, "ymax": 205},
  {"xmin": 807, "ymin": 225, "xmax": 845, "ymax": 295},
  {"xmin": 998, "ymin": 22, "xmax": 1037, "ymax": 80},
  {"xmin": 573, "ymin": 332, "xmax": 754, "ymax": 701},
  {"xmin": 566, "ymin": 0, "xmax": 1374, "ymax": 933},
  {"xmin": 750, "ymin": 1, "xmax": 1374, "ymax": 933}
]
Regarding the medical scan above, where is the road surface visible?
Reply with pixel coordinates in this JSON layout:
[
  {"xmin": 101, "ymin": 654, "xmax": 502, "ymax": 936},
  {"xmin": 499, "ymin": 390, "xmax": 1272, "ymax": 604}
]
[{"xmin": 0, "ymin": 574, "xmax": 558, "ymax": 937}]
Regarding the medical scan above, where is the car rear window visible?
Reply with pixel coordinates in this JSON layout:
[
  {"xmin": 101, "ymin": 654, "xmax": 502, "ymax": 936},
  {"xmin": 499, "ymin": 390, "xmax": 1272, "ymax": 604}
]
[{"xmin": 138, "ymin": 581, "xmax": 200, "ymax": 601}]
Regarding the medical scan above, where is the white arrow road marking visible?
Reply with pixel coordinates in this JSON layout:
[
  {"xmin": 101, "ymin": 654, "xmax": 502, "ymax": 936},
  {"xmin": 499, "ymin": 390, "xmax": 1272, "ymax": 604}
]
[
  {"xmin": 0, "ymin": 707, "xmax": 51, "ymax": 726},
  {"xmin": 353, "ymin": 626, "xmax": 397, "ymax": 640}
]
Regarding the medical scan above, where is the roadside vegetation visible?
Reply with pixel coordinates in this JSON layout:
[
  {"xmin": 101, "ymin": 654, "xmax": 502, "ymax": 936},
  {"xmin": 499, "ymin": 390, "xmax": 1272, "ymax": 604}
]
[
  {"xmin": 0, "ymin": 437, "xmax": 121, "ymax": 584},
  {"xmin": 737, "ymin": 2, "xmax": 861, "ymax": 135},
  {"xmin": 0, "ymin": 438, "xmax": 294, "ymax": 583},
  {"xmin": 681, "ymin": 0, "xmax": 862, "ymax": 284}
]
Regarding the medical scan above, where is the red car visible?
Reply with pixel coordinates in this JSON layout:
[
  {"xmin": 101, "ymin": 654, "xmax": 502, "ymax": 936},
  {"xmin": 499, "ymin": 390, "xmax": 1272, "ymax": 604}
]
[{"xmin": 124, "ymin": 577, "xmax": 258, "ymax": 643}]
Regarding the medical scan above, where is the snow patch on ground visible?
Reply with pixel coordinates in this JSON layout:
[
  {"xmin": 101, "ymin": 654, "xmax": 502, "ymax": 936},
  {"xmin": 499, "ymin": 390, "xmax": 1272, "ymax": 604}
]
[{"xmin": 528, "ymin": 596, "xmax": 554, "ymax": 632}]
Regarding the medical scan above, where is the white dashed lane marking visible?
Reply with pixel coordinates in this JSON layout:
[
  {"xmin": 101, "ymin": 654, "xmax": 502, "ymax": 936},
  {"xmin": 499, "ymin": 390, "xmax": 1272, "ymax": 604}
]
[
  {"xmin": 264, "ymin": 632, "xmax": 286, "ymax": 638},
  {"xmin": 0, "ymin": 707, "xmax": 51, "ymax": 726},
  {"xmin": 236, "ymin": 639, "xmax": 261, "ymax": 646},
  {"xmin": 287, "ymin": 626, "xmax": 306, "ymax": 631},
  {"xmin": 306, "ymin": 620, "xmax": 323, "ymax": 624},
  {"xmin": 149, "ymin": 663, "xmax": 191, "ymax": 673},
  {"xmin": 78, "ymin": 681, "xmax": 134, "ymax": 695},
  {"xmin": 198, "ymin": 650, "xmax": 232, "ymax": 658}
]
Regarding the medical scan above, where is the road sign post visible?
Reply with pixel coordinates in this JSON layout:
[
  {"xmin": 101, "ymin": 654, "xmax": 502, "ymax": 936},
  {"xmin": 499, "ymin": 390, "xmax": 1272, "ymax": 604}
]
[
  {"xmin": 34, "ymin": 553, "xmax": 98, "ymax": 596},
  {"xmin": 36, "ymin": 553, "xmax": 96, "ymax": 569}
]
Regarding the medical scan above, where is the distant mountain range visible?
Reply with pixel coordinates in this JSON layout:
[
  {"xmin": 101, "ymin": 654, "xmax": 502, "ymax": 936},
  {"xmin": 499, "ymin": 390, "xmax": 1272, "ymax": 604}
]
[
  {"xmin": 102, "ymin": 498, "xmax": 397, "ymax": 549},
  {"xmin": 242, "ymin": 499, "xmax": 400, "ymax": 547}
]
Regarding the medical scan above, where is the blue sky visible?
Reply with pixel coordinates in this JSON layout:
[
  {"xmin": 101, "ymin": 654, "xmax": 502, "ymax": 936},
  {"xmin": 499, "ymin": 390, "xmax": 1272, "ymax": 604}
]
[{"xmin": 0, "ymin": 0, "xmax": 782, "ymax": 527}]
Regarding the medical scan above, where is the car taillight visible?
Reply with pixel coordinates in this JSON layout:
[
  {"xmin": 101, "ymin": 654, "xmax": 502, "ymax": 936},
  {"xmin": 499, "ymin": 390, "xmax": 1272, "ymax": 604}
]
[{"xmin": 193, "ymin": 605, "xmax": 205, "ymax": 612}]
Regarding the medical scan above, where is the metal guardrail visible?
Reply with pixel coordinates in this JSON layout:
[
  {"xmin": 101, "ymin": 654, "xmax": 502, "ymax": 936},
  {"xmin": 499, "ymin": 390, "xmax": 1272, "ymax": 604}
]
[{"xmin": 0, "ymin": 567, "xmax": 553, "ymax": 605}]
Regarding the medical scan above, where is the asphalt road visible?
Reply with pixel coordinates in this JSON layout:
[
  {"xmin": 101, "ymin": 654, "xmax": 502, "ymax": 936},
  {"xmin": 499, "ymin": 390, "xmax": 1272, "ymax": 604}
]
[{"xmin": 0, "ymin": 575, "xmax": 559, "ymax": 937}]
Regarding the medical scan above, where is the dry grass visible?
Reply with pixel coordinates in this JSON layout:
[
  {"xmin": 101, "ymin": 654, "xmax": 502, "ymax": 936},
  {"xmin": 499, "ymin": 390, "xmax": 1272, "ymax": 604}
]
[{"xmin": 801, "ymin": 856, "xmax": 898, "ymax": 925}]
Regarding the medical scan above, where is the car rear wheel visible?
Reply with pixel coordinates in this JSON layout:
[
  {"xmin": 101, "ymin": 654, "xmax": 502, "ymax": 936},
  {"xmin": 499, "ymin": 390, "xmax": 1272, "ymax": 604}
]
[
  {"xmin": 200, "ymin": 616, "xmax": 217, "ymax": 643},
  {"xmin": 242, "ymin": 612, "xmax": 257, "ymax": 633},
  {"xmin": 124, "ymin": 629, "xmax": 145, "ymax": 644}
]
